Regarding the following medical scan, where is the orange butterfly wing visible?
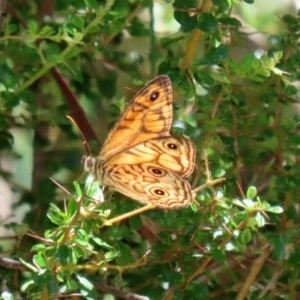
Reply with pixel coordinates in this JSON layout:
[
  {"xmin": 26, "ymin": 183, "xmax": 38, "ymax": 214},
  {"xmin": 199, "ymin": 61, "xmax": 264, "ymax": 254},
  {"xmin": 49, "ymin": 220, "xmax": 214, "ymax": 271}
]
[
  {"xmin": 101, "ymin": 163, "xmax": 193, "ymax": 209},
  {"xmin": 104, "ymin": 136, "xmax": 195, "ymax": 178},
  {"xmin": 82, "ymin": 75, "xmax": 196, "ymax": 210},
  {"xmin": 99, "ymin": 75, "xmax": 173, "ymax": 159}
]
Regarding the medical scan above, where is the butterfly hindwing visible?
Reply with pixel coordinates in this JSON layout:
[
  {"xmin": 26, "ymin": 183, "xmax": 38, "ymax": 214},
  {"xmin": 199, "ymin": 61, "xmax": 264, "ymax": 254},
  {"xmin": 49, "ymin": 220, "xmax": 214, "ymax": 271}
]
[
  {"xmin": 104, "ymin": 136, "xmax": 195, "ymax": 178},
  {"xmin": 101, "ymin": 163, "xmax": 193, "ymax": 209}
]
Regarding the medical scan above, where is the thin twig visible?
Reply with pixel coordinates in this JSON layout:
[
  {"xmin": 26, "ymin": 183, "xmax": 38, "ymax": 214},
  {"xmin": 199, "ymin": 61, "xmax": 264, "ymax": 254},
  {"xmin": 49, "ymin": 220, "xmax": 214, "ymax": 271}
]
[
  {"xmin": 0, "ymin": 257, "xmax": 28, "ymax": 271},
  {"xmin": 94, "ymin": 280, "xmax": 150, "ymax": 300}
]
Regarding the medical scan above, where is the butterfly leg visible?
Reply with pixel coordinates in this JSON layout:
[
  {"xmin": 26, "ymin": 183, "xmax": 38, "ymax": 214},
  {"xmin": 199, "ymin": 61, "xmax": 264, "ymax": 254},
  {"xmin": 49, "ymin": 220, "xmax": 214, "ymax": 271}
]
[
  {"xmin": 192, "ymin": 150, "xmax": 225, "ymax": 197},
  {"xmin": 104, "ymin": 203, "xmax": 156, "ymax": 225}
]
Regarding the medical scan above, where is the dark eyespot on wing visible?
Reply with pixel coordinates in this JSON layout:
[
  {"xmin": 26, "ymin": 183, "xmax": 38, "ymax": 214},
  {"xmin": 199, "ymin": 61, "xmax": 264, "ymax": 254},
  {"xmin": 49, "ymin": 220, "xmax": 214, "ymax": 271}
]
[
  {"xmin": 150, "ymin": 91, "xmax": 160, "ymax": 101},
  {"xmin": 148, "ymin": 167, "xmax": 165, "ymax": 177},
  {"xmin": 154, "ymin": 189, "xmax": 165, "ymax": 195},
  {"xmin": 167, "ymin": 143, "xmax": 178, "ymax": 150}
]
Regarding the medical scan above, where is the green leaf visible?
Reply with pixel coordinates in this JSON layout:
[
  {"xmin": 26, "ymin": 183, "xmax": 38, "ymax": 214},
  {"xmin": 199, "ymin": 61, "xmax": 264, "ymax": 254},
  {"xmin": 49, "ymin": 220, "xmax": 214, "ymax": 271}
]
[
  {"xmin": 240, "ymin": 228, "xmax": 252, "ymax": 244},
  {"xmin": 33, "ymin": 269, "xmax": 53, "ymax": 286},
  {"xmin": 194, "ymin": 44, "xmax": 229, "ymax": 65},
  {"xmin": 0, "ymin": 64, "xmax": 16, "ymax": 88},
  {"xmin": 288, "ymin": 134, "xmax": 300, "ymax": 145},
  {"xmin": 254, "ymin": 129, "xmax": 274, "ymax": 141},
  {"xmin": 288, "ymin": 250, "xmax": 300, "ymax": 266},
  {"xmin": 74, "ymin": 181, "xmax": 82, "ymax": 198},
  {"xmin": 174, "ymin": 12, "xmax": 197, "ymax": 32},
  {"xmin": 194, "ymin": 71, "xmax": 214, "ymax": 87},
  {"xmin": 67, "ymin": 198, "xmax": 79, "ymax": 221},
  {"xmin": 45, "ymin": 44, "xmax": 61, "ymax": 61},
  {"xmin": 246, "ymin": 217, "xmax": 257, "ymax": 228},
  {"xmin": 93, "ymin": 237, "xmax": 113, "ymax": 249},
  {"xmin": 19, "ymin": 258, "xmax": 38, "ymax": 272},
  {"xmin": 162, "ymin": 35, "xmax": 184, "ymax": 47},
  {"xmin": 218, "ymin": 17, "xmax": 242, "ymax": 27},
  {"xmin": 127, "ymin": 17, "xmax": 150, "ymax": 36},
  {"xmin": 190, "ymin": 202, "xmax": 198, "ymax": 212},
  {"xmin": 84, "ymin": 175, "xmax": 104, "ymax": 201},
  {"xmin": 48, "ymin": 276, "xmax": 59, "ymax": 295},
  {"xmin": 269, "ymin": 34, "xmax": 281, "ymax": 46},
  {"xmin": 285, "ymin": 84, "xmax": 298, "ymax": 96},
  {"xmin": 83, "ymin": 0, "xmax": 98, "ymax": 9},
  {"xmin": 233, "ymin": 199, "xmax": 246, "ymax": 208},
  {"xmin": 172, "ymin": 120, "xmax": 194, "ymax": 136},
  {"xmin": 257, "ymin": 69, "xmax": 270, "ymax": 77},
  {"xmin": 69, "ymin": 15, "xmax": 85, "ymax": 29},
  {"xmin": 48, "ymin": 203, "xmax": 63, "ymax": 214},
  {"xmin": 268, "ymin": 234, "xmax": 285, "ymax": 260},
  {"xmin": 68, "ymin": 66, "xmax": 84, "ymax": 82},
  {"xmin": 39, "ymin": 25, "xmax": 55, "ymax": 36},
  {"xmin": 85, "ymin": 25, "xmax": 100, "ymax": 33},
  {"xmin": 266, "ymin": 206, "xmax": 283, "ymax": 214},
  {"xmin": 212, "ymin": 0, "xmax": 231, "ymax": 9},
  {"xmin": 129, "ymin": 215, "xmax": 142, "ymax": 230},
  {"xmin": 212, "ymin": 248, "xmax": 226, "ymax": 262},
  {"xmin": 64, "ymin": 47, "xmax": 82, "ymax": 59},
  {"xmin": 73, "ymin": 31, "xmax": 83, "ymax": 42},
  {"xmin": 246, "ymin": 186, "xmax": 257, "ymax": 199},
  {"xmin": 0, "ymin": 115, "xmax": 8, "ymax": 130},
  {"xmin": 185, "ymin": 282, "xmax": 209, "ymax": 299},
  {"xmin": 73, "ymin": 244, "xmax": 86, "ymax": 259},
  {"xmin": 108, "ymin": 103, "xmax": 122, "ymax": 118},
  {"xmin": 1, "ymin": 291, "xmax": 16, "ymax": 300},
  {"xmin": 8, "ymin": 24, "xmax": 18, "ymax": 34},
  {"xmin": 197, "ymin": 13, "xmax": 218, "ymax": 32},
  {"xmin": 282, "ymin": 14, "xmax": 300, "ymax": 30},
  {"xmin": 27, "ymin": 20, "xmax": 38, "ymax": 33},
  {"xmin": 77, "ymin": 274, "xmax": 98, "ymax": 300},
  {"xmin": 33, "ymin": 254, "xmax": 46, "ymax": 267},
  {"xmin": 31, "ymin": 243, "xmax": 46, "ymax": 252},
  {"xmin": 110, "ymin": 1, "xmax": 129, "ymax": 18},
  {"xmin": 242, "ymin": 199, "xmax": 254, "ymax": 208},
  {"xmin": 173, "ymin": 0, "xmax": 198, "ymax": 9},
  {"xmin": 105, "ymin": 250, "xmax": 119, "ymax": 261},
  {"xmin": 47, "ymin": 204, "xmax": 66, "ymax": 226},
  {"xmin": 56, "ymin": 245, "xmax": 70, "ymax": 265},
  {"xmin": 20, "ymin": 279, "xmax": 34, "ymax": 292},
  {"xmin": 261, "ymin": 200, "xmax": 270, "ymax": 209},
  {"xmin": 162, "ymin": 270, "xmax": 183, "ymax": 284},
  {"xmin": 254, "ymin": 213, "xmax": 265, "ymax": 227}
]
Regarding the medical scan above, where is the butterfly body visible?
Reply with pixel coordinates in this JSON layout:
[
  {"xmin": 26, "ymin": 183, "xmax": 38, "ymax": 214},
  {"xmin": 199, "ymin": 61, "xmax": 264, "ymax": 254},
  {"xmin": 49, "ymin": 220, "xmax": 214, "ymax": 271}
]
[{"xmin": 83, "ymin": 75, "xmax": 196, "ymax": 209}]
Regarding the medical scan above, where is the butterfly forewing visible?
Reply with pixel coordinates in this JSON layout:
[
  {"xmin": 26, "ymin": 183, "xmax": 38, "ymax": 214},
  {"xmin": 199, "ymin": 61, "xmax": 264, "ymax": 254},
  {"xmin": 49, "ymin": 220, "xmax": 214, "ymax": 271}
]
[{"xmin": 99, "ymin": 75, "xmax": 173, "ymax": 159}]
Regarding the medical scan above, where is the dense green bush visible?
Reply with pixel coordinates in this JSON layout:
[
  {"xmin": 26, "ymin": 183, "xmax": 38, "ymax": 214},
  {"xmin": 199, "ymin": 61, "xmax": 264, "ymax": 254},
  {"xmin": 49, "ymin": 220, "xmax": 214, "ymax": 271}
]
[{"xmin": 0, "ymin": 0, "xmax": 299, "ymax": 299}]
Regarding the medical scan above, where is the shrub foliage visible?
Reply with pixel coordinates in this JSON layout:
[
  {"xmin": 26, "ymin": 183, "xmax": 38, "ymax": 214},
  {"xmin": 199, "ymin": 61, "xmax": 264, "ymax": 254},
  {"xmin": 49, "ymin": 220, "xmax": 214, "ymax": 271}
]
[{"xmin": 0, "ymin": 0, "xmax": 299, "ymax": 299}]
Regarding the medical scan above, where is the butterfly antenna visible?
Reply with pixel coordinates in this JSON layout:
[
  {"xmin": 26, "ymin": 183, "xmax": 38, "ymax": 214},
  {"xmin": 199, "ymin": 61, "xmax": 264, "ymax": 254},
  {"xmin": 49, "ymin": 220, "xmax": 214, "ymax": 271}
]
[
  {"xmin": 49, "ymin": 177, "xmax": 71, "ymax": 195},
  {"xmin": 67, "ymin": 115, "xmax": 92, "ymax": 156}
]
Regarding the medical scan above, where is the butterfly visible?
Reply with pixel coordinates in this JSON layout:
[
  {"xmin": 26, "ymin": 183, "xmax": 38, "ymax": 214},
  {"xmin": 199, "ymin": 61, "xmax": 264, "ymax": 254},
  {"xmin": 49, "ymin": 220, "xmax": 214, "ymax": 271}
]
[{"xmin": 82, "ymin": 75, "xmax": 196, "ymax": 210}]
